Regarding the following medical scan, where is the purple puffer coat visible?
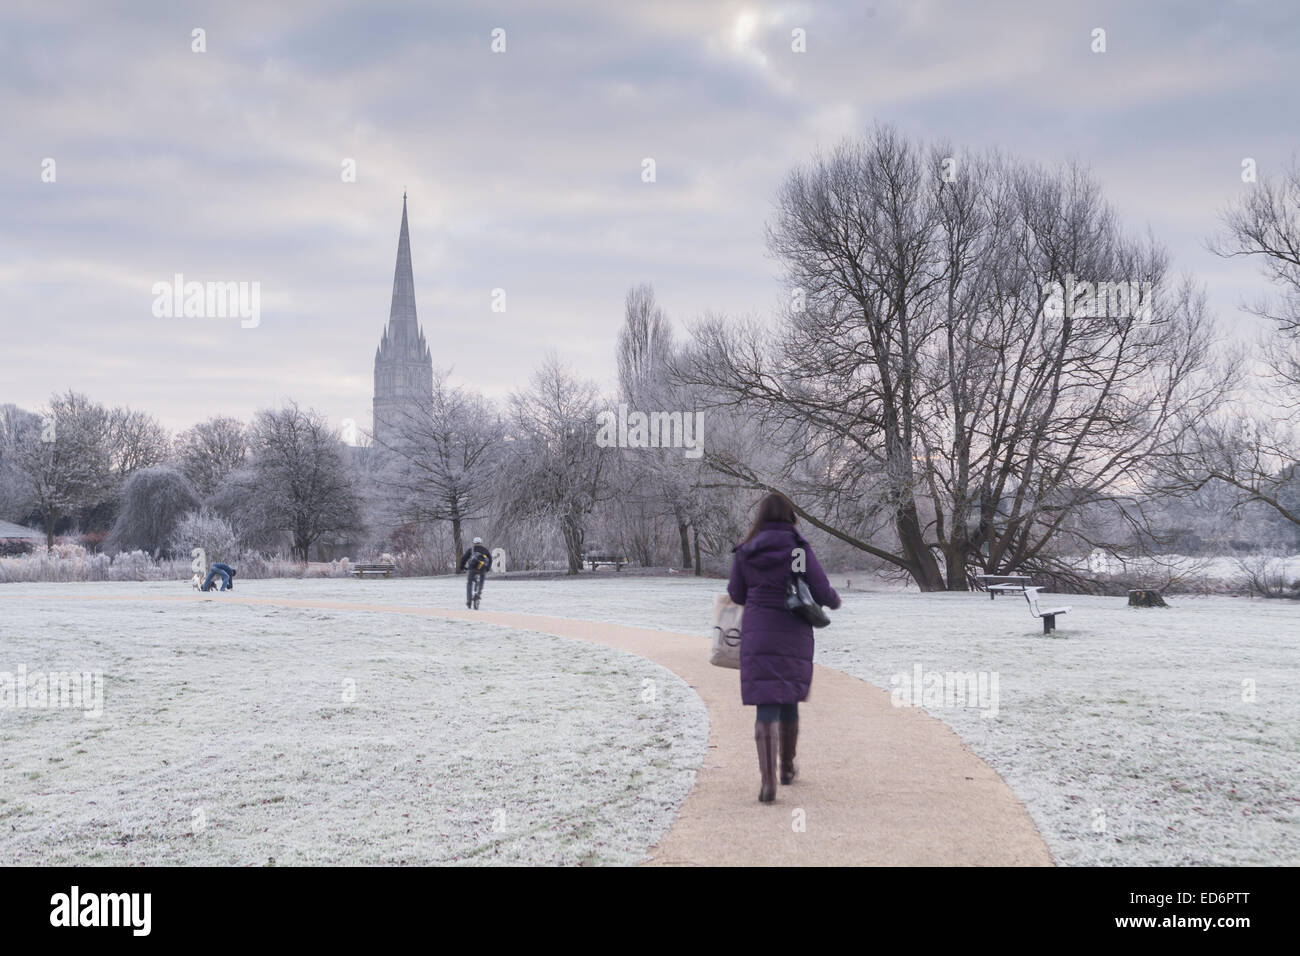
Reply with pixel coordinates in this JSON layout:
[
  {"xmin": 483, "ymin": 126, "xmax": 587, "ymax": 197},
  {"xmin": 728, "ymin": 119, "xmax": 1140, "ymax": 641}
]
[{"xmin": 727, "ymin": 521, "xmax": 841, "ymax": 705}]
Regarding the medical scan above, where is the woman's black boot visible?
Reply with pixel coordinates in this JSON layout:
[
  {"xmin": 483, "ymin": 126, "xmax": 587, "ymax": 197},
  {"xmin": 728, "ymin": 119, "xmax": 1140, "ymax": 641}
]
[
  {"xmin": 779, "ymin": 720, "xmax": 798, "ymax": 785},
  {"xmin": 755, "ymin": 721, "xmax": 778, "ymax": 803}
]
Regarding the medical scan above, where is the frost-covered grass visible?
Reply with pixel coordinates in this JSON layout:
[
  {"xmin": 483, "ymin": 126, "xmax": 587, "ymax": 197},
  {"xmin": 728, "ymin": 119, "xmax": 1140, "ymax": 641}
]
[
  {"xmin": 0, "ymin": 588, "xmax": 706, "ymax": 865},
  {"xmin": 193, "ymin": 572, "xmax": 1295, "ymax": 867},
  {"xmin": 4, "ymin": 573, "xmax": 1295, "ymax": 866},
  {"xmin": 0, "ymin": 543, "xmax": 357, "ymax": 583}
]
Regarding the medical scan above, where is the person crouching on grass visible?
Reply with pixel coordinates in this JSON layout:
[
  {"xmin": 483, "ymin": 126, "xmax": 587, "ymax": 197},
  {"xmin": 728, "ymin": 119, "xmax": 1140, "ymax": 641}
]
[
  {"xmin": 195, "ymin": 562, "xmax": 237, "ymax": 592},
  {"xmin": 727, "ymin": 492, "xmax": 840, "ymax": 803}
]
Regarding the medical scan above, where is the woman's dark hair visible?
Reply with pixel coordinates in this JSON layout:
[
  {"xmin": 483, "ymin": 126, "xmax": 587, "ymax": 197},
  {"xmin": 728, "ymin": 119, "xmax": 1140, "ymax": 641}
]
[{"xmin": 742, "ymin": 491, "xmax": 798, "ymax": 544}]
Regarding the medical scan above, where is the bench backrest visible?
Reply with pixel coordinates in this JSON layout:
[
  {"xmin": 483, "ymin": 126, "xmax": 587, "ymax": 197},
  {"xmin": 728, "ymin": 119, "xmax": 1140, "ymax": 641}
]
[
  {"xmin": 981, "ymin": 574, "xmax": 1031, "ymax": 584},
  {"xmin": 1023, "ymin": 587, "xmax": 1042, "ymax": 617}
]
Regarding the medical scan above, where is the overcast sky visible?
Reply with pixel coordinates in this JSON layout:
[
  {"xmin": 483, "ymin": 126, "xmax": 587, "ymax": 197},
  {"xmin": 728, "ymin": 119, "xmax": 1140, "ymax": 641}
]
[{"xmin": 2, "ymin": 0, "xmax": 1296, "ymax": 433}]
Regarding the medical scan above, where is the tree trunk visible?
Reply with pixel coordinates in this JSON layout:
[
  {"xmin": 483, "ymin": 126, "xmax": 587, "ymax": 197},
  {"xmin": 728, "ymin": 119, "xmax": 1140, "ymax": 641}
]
[
  {"xmin": 561, "ymin": 512, "xmax": 584, "ymax": 575},
  {"xmin": 944, "ymin": 546, "xmax": 969, "ymax": 591},
  {"xmin": 895, "ymin": 503, "xmax": 945, "ymax": 591},
  {"xmin": 451, "ymin": 516, "xmax": 463, "ymax": 570},
  {"xmin": 945, "ymin": 516, "xmax": 972, "ymax": 591},
  {"xmin": 678, "ymin": 520, "xmax": 693, "ymax": 570},
  {"xmin": 633, "ymin": 532, "xmax": 652, "ymax": 568},
  {"xmin": 692, "ymin": 525, "xmax": 702, "ymax": 577},
  {"xmin": 634, "ymin": 501, "xmax": 652, "ymax": 567}
]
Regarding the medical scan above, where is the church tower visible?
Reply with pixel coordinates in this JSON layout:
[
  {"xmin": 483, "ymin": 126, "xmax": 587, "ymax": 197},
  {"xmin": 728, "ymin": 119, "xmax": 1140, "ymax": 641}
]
[{"xmin": 372, "ymin": 194, "xmax": 433, "ymax": 447}]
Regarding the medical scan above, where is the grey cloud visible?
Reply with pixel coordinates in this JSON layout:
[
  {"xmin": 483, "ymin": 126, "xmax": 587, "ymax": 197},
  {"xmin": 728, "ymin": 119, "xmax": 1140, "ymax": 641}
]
[{"xmin": 0, "ymin": 0, "xmax": 1295, "ymax": 430}]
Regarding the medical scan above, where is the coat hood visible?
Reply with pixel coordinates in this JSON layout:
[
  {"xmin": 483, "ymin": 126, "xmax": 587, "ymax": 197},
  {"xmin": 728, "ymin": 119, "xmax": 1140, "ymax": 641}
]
[{"xmin": 736, "ymin": 521, "xmax": 804, "ymax": 572}]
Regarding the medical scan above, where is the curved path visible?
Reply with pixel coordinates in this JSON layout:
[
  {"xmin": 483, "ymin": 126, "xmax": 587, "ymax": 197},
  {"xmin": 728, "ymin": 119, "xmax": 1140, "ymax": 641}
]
[{"xmin": 1, "ymin": 592, "xmax": 1053, "ymax": 866}]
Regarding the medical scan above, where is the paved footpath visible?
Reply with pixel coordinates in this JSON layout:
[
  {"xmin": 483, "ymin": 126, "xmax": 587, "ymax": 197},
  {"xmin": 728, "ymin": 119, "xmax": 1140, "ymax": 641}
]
[{"xmin": 2, "ymin": 593, "xmax": 1053, "ymax": 866}]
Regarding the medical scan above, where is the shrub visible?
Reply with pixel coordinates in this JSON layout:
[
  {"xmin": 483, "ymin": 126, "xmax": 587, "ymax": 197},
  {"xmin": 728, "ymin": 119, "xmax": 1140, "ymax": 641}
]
[
  {"xmin": 50, "ymin": 539, "xmax": 88, "ymax": 560},
  {"xmin": 390, "ymin": 550, "xmax": 447, "ymax": 577},
  {"xmin": 0, "ymin": 545, "xmax": 352, "ymax": 583},
  {"xmin": 108, "ymin": 550, "xmax": 158, "ymax": 581},
  {"xmin": 234, "ymin": 550, "xmax": 270, "ymax": 579},
  {"xmin": 79, "ymin": 531, "xmax": 109, "ymax": 554},
  {"xmin": 170, "ymin": 509, "xmax": 241, "ymax": 566},
  {"xmin": 106, "ymin": 466, "xmax": 199, "ymax": 557},
  {"xmin": 1235, "ymin": 553, "xmax": 1299, "ymax": 599},
  {"xmin": 0, "ymin": 539, "xmax": 34, "ymax": 557}
]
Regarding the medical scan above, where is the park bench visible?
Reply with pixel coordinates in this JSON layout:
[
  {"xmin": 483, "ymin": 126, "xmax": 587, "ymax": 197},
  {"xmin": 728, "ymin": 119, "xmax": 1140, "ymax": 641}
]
[
  {"xmin": 974, "ymin": 573, "xmax": 1032, "ymax": 600},
  {"xmin": 585, "ymin": 553, "xmax": 628, "ymax": 571},
  {"xmin": 1023, "ymin": 586, "xmax": 1071, "ymax": 634},
  {"xmin": 350, "ymin": 563, "xmax": 395, "ymax": 578}
]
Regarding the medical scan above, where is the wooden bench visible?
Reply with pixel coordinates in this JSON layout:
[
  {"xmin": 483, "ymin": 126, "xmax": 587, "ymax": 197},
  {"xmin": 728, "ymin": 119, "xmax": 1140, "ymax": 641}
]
[
  {"xmin": 1024, "ymin": 586, "xmax": 1070, "ymax": 634},
  {"xmin": 585, "ymin": 553, "xmax": 628, "ymax": 571},
  {"xmin": 350, "ymin": 563, "xmax": 395, "ymax": 578},
  {"xmin": 974, "ymin": 573, "xmax": 1032, "ymax": 600}
]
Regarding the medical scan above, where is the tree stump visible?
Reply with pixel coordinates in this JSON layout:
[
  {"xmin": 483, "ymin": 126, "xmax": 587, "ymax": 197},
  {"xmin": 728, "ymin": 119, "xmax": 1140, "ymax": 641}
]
[{"xmin": 1128, "ymin": 588, "xmax": 1168, "ymax": 608}]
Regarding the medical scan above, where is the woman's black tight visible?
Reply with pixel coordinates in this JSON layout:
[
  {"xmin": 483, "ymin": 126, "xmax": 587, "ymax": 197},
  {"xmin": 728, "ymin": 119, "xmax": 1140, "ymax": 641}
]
[{"xmin": 756, "ymin": 703, "xmax": 798, "ymax": 723}]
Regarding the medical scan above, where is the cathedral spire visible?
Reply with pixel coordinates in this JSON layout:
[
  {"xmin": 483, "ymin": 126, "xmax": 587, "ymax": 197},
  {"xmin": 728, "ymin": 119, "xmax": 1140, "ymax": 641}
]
[
  {"xmin": 388, "ymin": 192, "xmax": 418, "ymax": 332},
  {"xmin": 373, "ymin": 195, "xmax": 434, "ymax": 449}
]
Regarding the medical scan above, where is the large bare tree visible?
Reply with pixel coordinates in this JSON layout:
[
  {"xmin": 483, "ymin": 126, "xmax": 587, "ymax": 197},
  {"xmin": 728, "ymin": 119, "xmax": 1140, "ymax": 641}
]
[
  {"xmin": 175, "ymin": 416, "xmax": 249, "ymax": 497},
  {"xmin": 677, "ymin": 126, "xmax": 1226, "ymax": 590},
  {"xmin": 107, "ymin": 407, "xmax": 170, "ymax": 480},
  {"xmin": 499, "ymin": 357, "xmax": 613, "ymax": 574},
  {"xmin": 231, "ymin": 402, "xmax": 364, "ymax": 561},
  {"xmin": 373, "ymin": 369, "xmax": 504, "ymax": 562},
  {"xmin": 1173, "ymin": 159, "xmax": 1300, "ymax": 531},
  {"xmin": 5, "ymin": 392, "xmax": 116, "ymax": 549},
  {"xmin": 0, "ymin": 403, "xmax": 41, "ymax": 523},
  {"xmin": 615, "ymin": 283, "xmax": 690, "ymax": 567},
  {"xmin": 617, "ymin": 283, "xmax": 674, "ymax": 404}
]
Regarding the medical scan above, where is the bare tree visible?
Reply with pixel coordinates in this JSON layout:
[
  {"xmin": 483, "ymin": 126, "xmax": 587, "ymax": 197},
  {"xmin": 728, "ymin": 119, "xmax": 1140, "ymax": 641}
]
[
  {"xmin": 0, "ymin": 404, "xmax": 40, "ymax": 523},
  {"xmin": 107, "ymin": 407, "xmax": 171, "ymax": 479},
  {"xmin": 677, "ymin": 126, "xmax": 1226, "ymax": 590},
  {"xmin": 373, "ymin": 370, "xmax": 503, "ymax": 562},
  {"xmin": 618, "ymin": 283, "xmax": 674, "ymax": 404},
  {"xmin": 5, "ymin": 392, "xmax": 115, "ymax": 549},
  {"xmin": 614, "ymin": 284, "xmax": 691, "ymax": 566},
  {"xmin": 499, "ymin": 357, "xmax": 613, "ymax": 574},
  {"xmin": 232, "ymin": 402, "xmax": 364, "ymax": 561},
  {"xmin": 1177, "ymin": 159, "xmax": 1300, "ymax": 530},
  {"xmin": 175, "ymin": 416, "xmax": 249, "ymax": 497}
]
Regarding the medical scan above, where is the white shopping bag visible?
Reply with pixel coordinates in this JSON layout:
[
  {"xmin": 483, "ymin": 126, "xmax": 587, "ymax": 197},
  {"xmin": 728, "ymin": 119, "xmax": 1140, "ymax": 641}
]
[{"xmin": 710, "ymin": 593, "xmax": 743, "ymax": 669}]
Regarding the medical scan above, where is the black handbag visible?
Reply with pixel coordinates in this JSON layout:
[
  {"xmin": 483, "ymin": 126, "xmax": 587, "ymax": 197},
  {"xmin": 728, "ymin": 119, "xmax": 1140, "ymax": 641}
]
[{"xmin": 785, "ymin": 573, "xmax": 831, "ymax": 628}]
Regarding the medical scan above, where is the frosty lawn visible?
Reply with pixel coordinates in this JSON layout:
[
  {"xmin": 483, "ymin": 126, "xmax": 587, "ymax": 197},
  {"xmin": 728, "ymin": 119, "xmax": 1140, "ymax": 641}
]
[
  {"xmin": 463, "ymin": 575, "xmax": 1295, "ymax": 867},
  {"xmin": 0, "ymin": 590, "xmax": 706, "ymax": 865},
  {"xmin": 2, "ymin": 575, "xmax": 1295, "ymax": 866}
]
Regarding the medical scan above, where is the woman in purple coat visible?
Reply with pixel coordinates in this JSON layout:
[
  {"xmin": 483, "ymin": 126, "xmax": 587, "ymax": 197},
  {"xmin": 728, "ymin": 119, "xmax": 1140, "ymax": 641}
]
[{"xmin": 728, "ymin": 492, "xmax": 841, "ymax": 803}]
